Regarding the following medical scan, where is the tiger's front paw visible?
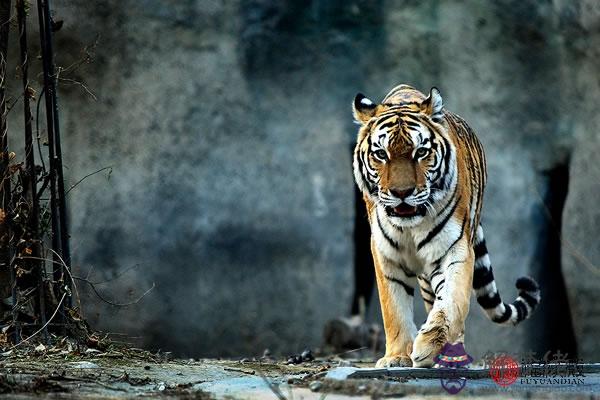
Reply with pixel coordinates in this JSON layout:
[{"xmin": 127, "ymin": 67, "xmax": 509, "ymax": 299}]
[
  {"xmin": 375, "ymin": 355, "xmax": 412, "ymax": 368},
  {"xmin": 410, "ymin": 311, "xmax": 449, "ymax": 368}
]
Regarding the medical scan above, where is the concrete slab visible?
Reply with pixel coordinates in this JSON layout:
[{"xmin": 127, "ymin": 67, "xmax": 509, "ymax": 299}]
[{"xmin": 1, "ymin": 354, "xmax": 599, "ymax": 399}]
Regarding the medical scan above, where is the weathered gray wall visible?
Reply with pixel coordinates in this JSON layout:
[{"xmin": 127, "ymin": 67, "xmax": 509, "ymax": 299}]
[
  {"xmin": 51, "ymin": 0, "xmax": 360, "ymax": 356},
  {"xmin": 8, "ymin": 0, "xmax": 598, "ymax": 359},
  {"xmin": 556, "ymin": 0, "xmax": 600, "ymax": 361}
]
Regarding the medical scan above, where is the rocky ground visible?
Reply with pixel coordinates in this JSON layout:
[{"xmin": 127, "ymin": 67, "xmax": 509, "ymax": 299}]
[{"xmin": 0, "ymin": 344, "xmax": 598, "ymax": 399}]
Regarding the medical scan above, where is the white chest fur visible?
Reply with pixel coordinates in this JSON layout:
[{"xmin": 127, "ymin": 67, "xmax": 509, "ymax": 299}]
[{"xmin": 372, "ymin": 204, "xmax": 464, "ymax": 277}]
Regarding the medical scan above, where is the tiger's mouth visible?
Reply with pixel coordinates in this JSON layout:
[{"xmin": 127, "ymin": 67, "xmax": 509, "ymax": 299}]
[{"xmin": 385, "ymin": 203, "xmax": 425, "ymax": 218}]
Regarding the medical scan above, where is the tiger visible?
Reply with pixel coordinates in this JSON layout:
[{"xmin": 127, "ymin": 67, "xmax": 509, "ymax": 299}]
[{"xmin": 352, "ymin": 84, "xmax": 541, "ymax": 368}]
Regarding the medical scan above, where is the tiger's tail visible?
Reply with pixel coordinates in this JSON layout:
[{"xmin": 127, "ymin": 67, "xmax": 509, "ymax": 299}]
[{"xmin": 472, "ymin": 225, "xmax": 541, "ymax": 325}]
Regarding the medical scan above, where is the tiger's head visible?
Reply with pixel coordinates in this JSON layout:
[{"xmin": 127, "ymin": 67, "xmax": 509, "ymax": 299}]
[{"xmin": 352, "ymin": 85, "xmax": 454, "ymax": 227}]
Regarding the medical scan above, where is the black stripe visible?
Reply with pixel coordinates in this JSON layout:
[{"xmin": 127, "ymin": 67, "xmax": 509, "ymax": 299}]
[
  {"xmin": 404, "ymin": 120, "xmax": 421, "ymax": 129},
  {"xmin": 397, "ymin": 264, "xmax": 416, "ymax": 278},
  {"xmin": 423, "ymin": 297, "xmax": 434, "ymax": 305},
  {"xmin": 420, "ymin": 286, "xmax": 434, "ymax": 297},
  {"xmin": 358, "ymin": 150, "xmax": 376, "ymax": 184},
  {"xmin": 358, "ymin": 161, "xmax": 376, "ymax": 196},
  {"xmin": 443, "ymin": 163, "xmax": 455, "ymax": 192},
  {"xmin": 441, "ymin": 135, "xmax": 452, "ymax": 181},
  {"xmin": 438, "ymin": 182, "xmax": 458, "ymax": 214},
  {"xmin": 359, "ymin": 150, "xmax": 375, "ymax": 180},
  {"xmin": 474, "ymin": 240, "xmax": 488, "ymax": 259},
  {"xmin": 474, "ymin": 138, "xmax": 485, "ymax": 219},
  {"xmin": 386, "ymin": 100, "xmax": 421, "ymax": 107},
  {"xmin": 492, "ymin": 304, "xmax": 512, "ymax": 323},
  {"xmin": 516, "ymin": 277, "xmax": 539, "ymax": 292},
  {"xmin": 376, "ymin": 210, "xmax": 401, "ymax": 249},
  {"xmin": 425, "ymin": 126, "xmax": 436, "ymax": 143},
  {"xmin": 356, "ymin": 153, "xmax": 371, "ymax": 192},
  {"xmin": 446, "ymin": 260, "xmax": 465, "ymax": 269},
  {"xmin": 433, "ymin": 279, "xmax": 445, "ymax": 295},
  {"xmin": 385, "ymin": 275, "xmax": 415, "ymax": 296},
  {"xmin": 473, "ymin": 266, "xmax": 495, "ymax": 289},
  {"xmin": 376, "ymin": 120, "xmax": 396, "ymax": 131},
  {"xmin": 400, "ymin": 113, "xmax": 422, "ymax": 123},
  {"xmin": 514, "ymin": 300, "xmax": 527, "ymax": 322},
  {"xmin": 432, "ymin": 139, "xmax": 450, "ymax": 191},
  {"xmin": 430, "ymin": 144, "xmax": 443, "ymax": 182},
  {"xmin": 519, "ymin": 292, "xmax": 539, "ymax": 308},
  {"xmin": 375, "ymin": 111, "xmax": 401, "ymax": 120},
  {"xmin": 432, "ymin": 217, "xmax": 467, "ymax": 266},
  {"xmin": 477, "ymin": 292, "xmax": 501, "ymax": 309},
  {"xmin": 461, "ymin": 128, "xmax": 484, "ymax": 236},
  {"xmin": 417, "ymin": 195, "xmax": 460, "ymax": 250},
  {"xmin": 430, "ymin": 269, "xmax": 443, "ymax": 280},
  {"xmin": 429, "ymin": 263, "xmax": 443, "ymax": 280}
]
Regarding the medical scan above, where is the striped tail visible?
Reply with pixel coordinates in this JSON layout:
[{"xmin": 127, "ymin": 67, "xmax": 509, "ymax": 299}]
[{"xmin": 472, "ymin": 225, "xmax": 541, "ymax": 325}]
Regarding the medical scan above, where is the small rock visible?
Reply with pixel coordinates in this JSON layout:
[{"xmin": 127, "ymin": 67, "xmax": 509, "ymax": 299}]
[
  {"xmin": 309, "ymin": 381, "xmax": 322, "ymax": 392},
  {"xmin": 68, "ymin": 361, "xmax": 99, "ymax": 369},
  {"xmin": 301, "ymin": 349, "xmax": 314, "ymax": 362},
  {"xmin": 34, "ymin": 344, "xmax": 46, "ymax": 352},
  {"xmin": 144, "ymin": 365, "xmax": 151, "ymax": 370},
  {"xmin": 157, "ymin": 382, "xmax": 166, "ymax": 391},
  {"xmin": 337, "ymin": 359, "xmax": 353, "ymax": 367},
  {"xmin": 287, "ymin": 355, "xmax": 302, "ymax": 364}
]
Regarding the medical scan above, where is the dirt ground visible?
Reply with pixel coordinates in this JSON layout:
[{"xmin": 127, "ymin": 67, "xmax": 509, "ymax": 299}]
[{"xmin": 0, "ymin": 345, "xmax": 598, "ymax": 399}]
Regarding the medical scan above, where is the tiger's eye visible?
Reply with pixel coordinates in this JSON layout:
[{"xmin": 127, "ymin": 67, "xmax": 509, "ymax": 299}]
[
  {"xmin": 373, "ymin": 150, "xmax": 387, "ymax": 160},
  {"xmin": 415, "ymin": 148, "xmax": 429, "ymax": 158}
]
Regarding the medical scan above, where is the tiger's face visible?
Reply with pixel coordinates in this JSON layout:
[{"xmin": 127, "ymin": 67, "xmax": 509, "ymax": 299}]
[{"xmin": 353, "ymin": 87, "xmax": 452, "ymax": 227}]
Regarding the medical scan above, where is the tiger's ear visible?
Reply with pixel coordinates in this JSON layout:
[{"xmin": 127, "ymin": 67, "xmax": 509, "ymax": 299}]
[
  {"xmin": 353, "ymin": 93, "xmax": 378, "ymax": 124},
  {"xmin": 420, "ymin": 87, "xmax": 444, "ymax": 123}
]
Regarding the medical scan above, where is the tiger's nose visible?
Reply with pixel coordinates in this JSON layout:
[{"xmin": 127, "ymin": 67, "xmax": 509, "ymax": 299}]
[{"xmin": 390, "ymin": 187, "xmax": 415, "ymax": 199}]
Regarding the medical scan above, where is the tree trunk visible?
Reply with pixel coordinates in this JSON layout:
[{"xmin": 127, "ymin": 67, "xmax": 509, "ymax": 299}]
[{"xmin": 0, "ymin": 0, "xmax": 12, "ymax": 306}]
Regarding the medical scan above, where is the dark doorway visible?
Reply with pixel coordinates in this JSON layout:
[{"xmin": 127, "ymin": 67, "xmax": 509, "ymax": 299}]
[
  {"xmin": 532, "ymin": 164, "xmax": 578, "ymax": 357},
  {"xmin": 350, "ymin": 180, "xmax": 376, "ymax": 316}
]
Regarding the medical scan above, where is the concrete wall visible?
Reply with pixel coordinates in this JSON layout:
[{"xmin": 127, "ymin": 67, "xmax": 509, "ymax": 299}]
[{"xmin": 7, "ymin": 0, "xmax": 599, "ymax": 359}]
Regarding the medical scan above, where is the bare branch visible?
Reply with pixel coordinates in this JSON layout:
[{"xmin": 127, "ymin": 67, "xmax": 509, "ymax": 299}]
[
  {"xmin": 9, "ymin": 292, "xmax": 67, "ymax": 350},
  {"xmin": 73, "ymin": 277, "xmax": 155, "ymax": 307},
  {"xmin": 19, "ymin": 254, "xmax": 154, "ymax": 308},
  {"xmin": 66, "ymin": 166, "xmax": 112, "ymax": 195},
  {"xmin": 83, "ymin": 262, "xmax": 140, "ymax": 285},
  {"xmin": 57, "ymin": 77, "xmax": 97, "ymax": 100}
]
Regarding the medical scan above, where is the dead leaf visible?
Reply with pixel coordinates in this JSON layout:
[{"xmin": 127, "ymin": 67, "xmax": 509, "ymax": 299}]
[{"xmin": 25, "ymin": 86, "xmax": 36, "ymax": 99}]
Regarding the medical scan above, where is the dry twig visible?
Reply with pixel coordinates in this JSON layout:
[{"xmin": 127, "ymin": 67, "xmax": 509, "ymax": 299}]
[{"xmin": 8, "ymin": 292, "xmax": 66, "ymax": 350}]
